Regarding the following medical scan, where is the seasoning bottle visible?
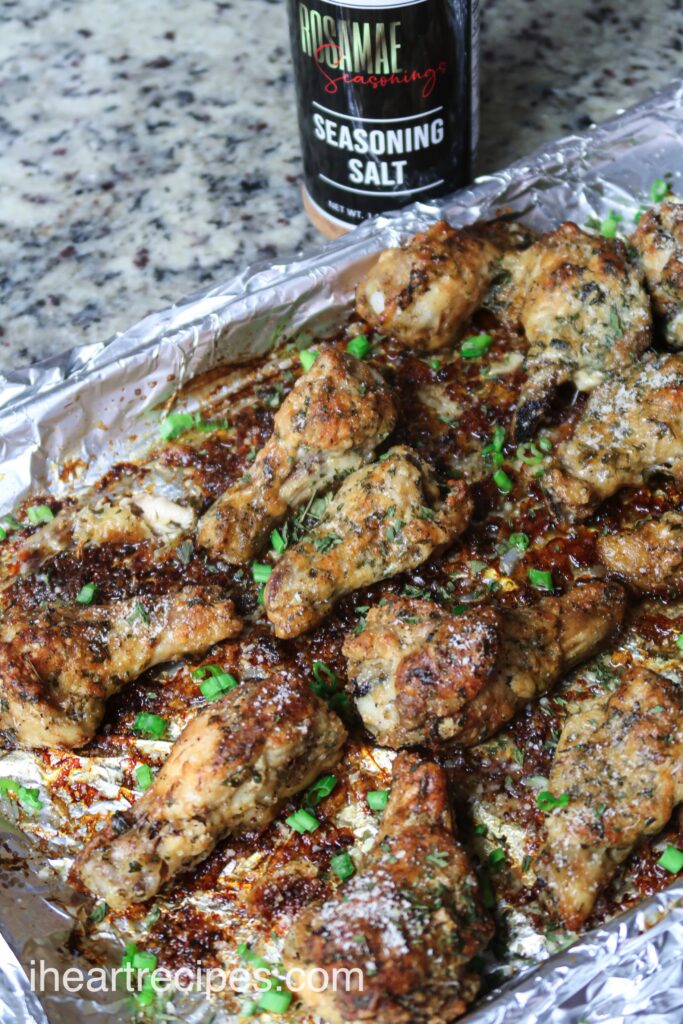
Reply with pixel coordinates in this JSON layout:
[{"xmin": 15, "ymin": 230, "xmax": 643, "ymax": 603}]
[{"xmin": 287, "ymin": 0, "xmax": 479, "ymax": 238}]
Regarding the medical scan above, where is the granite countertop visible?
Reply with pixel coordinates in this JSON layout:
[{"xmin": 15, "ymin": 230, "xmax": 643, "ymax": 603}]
[{"xmin": 0, "ymin": 0, "xmax": 678, "ymax": 371}]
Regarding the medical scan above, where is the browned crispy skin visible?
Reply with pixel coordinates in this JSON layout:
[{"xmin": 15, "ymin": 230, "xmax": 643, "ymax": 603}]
[
  {"xmin": 263, "ymin": 446, "xmax": 472, "ymax": 639},
  {"xmin": 0, "ymin": 587, "xmax": 242, "ymax": 750},
  {"xmin": 196, "ymin": 347, "xmax": 397, "ymax": 562},
  {"xmin": 504, "ymin": 222, "xmax": 651, "ymax": 440},
  {"xmin": 598, "ymin": 511, "xmax": 683, "ymax": 593},
  {"xmin": 544, "ymin": 353, "xmax": 683, "ymax": 522},
  {"xmin": 72, "ymin": 674, "xmax": 346, "ymax": 910},
  {"xmin": 344, "ymin": 583, "xmax": 625, "ymax": 748},
  {"xmin": 283, "ymin": 753, "xmax": 493, "ymax": 1024},
  {"xmin": 537, "ymin": 667, "xmax": 683, "ymax": 931},
  {"xmin": 630, "ymin": 197, "xmax": 683, "ymax": 347},
  {"xmin": 355, "ymin": 220, "xmax": 503, "ymax": 351}
]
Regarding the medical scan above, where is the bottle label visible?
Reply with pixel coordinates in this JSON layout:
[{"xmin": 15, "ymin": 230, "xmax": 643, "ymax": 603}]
[{"xmin": 288, "ymin": 0, "xmax": 477, "ymax": 228}]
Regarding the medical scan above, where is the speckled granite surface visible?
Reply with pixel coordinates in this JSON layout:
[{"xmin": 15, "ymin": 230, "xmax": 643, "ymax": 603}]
[{"xmin": 0, "ymin": 0, "xmax": 678, "ymax": 370}]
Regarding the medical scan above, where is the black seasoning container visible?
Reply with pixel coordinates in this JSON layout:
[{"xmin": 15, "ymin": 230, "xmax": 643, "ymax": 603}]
[{"xmin": 287, "ymin": 0, "xmax": 479, "ymax": 237}]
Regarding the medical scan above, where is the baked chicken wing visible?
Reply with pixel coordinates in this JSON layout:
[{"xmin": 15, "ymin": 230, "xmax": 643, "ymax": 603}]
[
  {"xmin": 344, "ymin": 583, "xmax": 624, "ymax": 748},
  {"xmin": 263, "ymin": 446, "xmax": 472, "ymax": 639},
  {"xmin": 73, "ymin": 673, "xmax": 346, "ymax": 909},
  {"xmin": 0, "ymin": 586, "xmax": 242, "ymax": 750},
  {"xmin": 283, "ymin": 752, "xmax": 493, "ymax": 1024},
  {"xmin": 630, "ymin": 197, "xmax": 683, "ymax": 347},
  {"xmin": 544, "ymin": 353, "xmax": 683, "ymax": 521},
  {"xmin": 196, "ymin": 348, "xmax": 397, "ymax": 562},
  {"xmin": 598, "ymin": 511, "xmax": 683, "ymax": 593},
  {"xmin": 537, "ymin": 667, "xmax": 683, "ymax": 930},
  {"xmin": 507, "ymin": 223, "xmax": 651, "ymax": 439}
]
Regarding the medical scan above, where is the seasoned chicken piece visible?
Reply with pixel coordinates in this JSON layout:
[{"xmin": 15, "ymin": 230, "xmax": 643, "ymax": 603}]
[
  {"xmin": 344, "ymin": 583, "xmax": 624, "ymax": 748},
  {"xmin": 630, "ymin": 197, "xmax": 683, "ymax": 347},
  {"xmin": 544, "ymin": 353, "xmax": 683, "ymax": 521},
  {"xmin": 598, "ymin": 511, "xmax": 683, "ymax": 593},
  {"xmin": 283, "ymin": 752, "xmax": 493, "ymax": 1024},
  {"xmin": 355, "ymin": 220, "xmax": 501, "ymax": 351},
  {"xmin": 0, "ymin": 586, "xmax": 242, "ymax": 750},
  {"xmin": 196, "ymin": 348, "xmax": 396, "ymax": 562},
  {"xmin": 537, "ymin": 667, "xmax": 683, "ymax": 930},
  {"xmin": 263, "ymin": 446, "xmax": 472, "ymax": 639},
  {"xmin": 72, "ymin": 673, "xmax": 346, "ymax": 910},
  {"xmin": 505, "ymin": 222, "xmax": 651, "ymax": 439}
]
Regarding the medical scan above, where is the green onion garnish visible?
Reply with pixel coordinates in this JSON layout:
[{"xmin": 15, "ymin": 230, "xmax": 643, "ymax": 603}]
[
  {"xmin": 286, "ymin": 808, "xmax": 320, "ymax": 834},
  {"xmin": 257, "ymin": 990, "xmax": 293, "ymax": 1014},
  {"xmin": 192, "ymin": 664, "xmax": 238, "ymax": 700},
  {"xmin": 89, "ymin": 902, "xmax": 108, "ymax": 924},
  {"xmin": 135, "ymin": 764, "xmax": 154, "ymax": 791},
  {"xmin": 509, "ymin": 532, "xmax": 530, "ymax": 551},
  {"xmin": 649, "ymin": 178, "xmax": 670, "ymax": 203},
  {"xmin": 346, "ymin": 335, "xmax": 370, "ymax": 360},
  {"xmin": 536, "ymin": 790, "xmax": 570, "ymax": 812},
  {"xmin": 516, "ymin": 442, "xmax": 543, "ymax": 465},
  {"xmin": 132, "ymin": 950, "xmax": 157, "ymax": 972},
  {"xmin": 367, "ymin": 790, "xmax": 389, "ymax": 811},
  {"xmin": 257, "ymin": 584, "xmax": 266, "ymax": 606},
  {"xmin": 493, "ymin": 469, "xmax": 513, "ymax": 494},
  {"xmin": 0, "ymin": 527, "xmax": 6, "ymax": 542},
  {"xmin": 428, "ymin": 357, "xmax": 441, "ymax": 371},
  {"xmin": 599, "ymin": 211, "xmax": 622, "ymax": 238},
  {"xmin": 489, "ymin": 848, "xmax": 506, "ymax": 866},
  {"xmin": 0, "ymin": 778, "xmax": 43, "ymax": 813},
  {"xmin": 121, "ymin": 941, "xmax": 139, "ymax": 969},
  {"xmin": 76, "ymin": 582, "xmax": 98, "ymax": 605},
  {"xmin": 528, "ymin": 568, "xmax": 554, "ymax": 591},
  {"xmin": 270, "ymin": 528, "xmax": 286, "ymax": 554},
  {"xmin": 304, "ymin": 774, "xmax": 337, "ymax": 808},
  {"xmin": 252, "ymin": 562, "xmax": 272, "ymax": 584},
  {"xmin": 128, "ymin": 601, "xmax": 151, "ymax": 625},
  {"xmin": 133, "ymin": 713, "xmax": 167, "ymax": 739},
  {"xmin": 658, "ymin": 845, "xmax": 683, "ymax": 873},
  {"xmin": 159, "ymin": 411, "xmax": 198, "ymax": 440},
  {"xmin": 330, "ymin": 851, "xmax": 355, "ymax": 880},
  {"xmin": 312, "ymin": 660, "xmax": 337, "ymax": 689},
  {"xmin": 460, "ymin": 333, "xmax": 493, "ymax": 359},
  {"xmin": 237, "ymin": 943, "xmax": 271, "ymax": 971},
  {"xmin": 538, "ymin": 436, "xmax": 553, "ymax": 452},
  {"xmin": 675, "ymin": 634, "xmax": 683, "ymax": 651},
  {"xmin": 299, "ymin": 348, "xmax": 319, "ymax": 372},
  {"xmin": 27, "ymin": 504, "xmax": 54, "ymax": 525}
]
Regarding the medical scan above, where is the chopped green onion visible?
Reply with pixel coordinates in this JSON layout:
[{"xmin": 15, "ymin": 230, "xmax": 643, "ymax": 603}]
[
  {"xmin": 633, "ymin": 205, "xmax": 646, "ymax": 224},
  {"xmin": 599, "ymin": 211, "xmax": 622, "ymax": 238},
  {"xmin": 659, "ymin": 845, "xmax": 683, "ymax": 873},
  {"xmin": 536, "ymin": 790, "xmax": 570, "ymax": 812},
  {"xmin": 121, "ymin": 941, "xmax": 139, "ymax": 969},
  {"xmin": 76, "ymin": 582, "xmax": 98, "ymax": 605},
  {"xmin": 675, "ymin": 634, "xmax": 683, "ymax": 651},
  {"xmin": 428, "ymin": 357, "xmax": 441, "ymax": 371},
  {"xmin": 460, "ymin": 333, "xmax": 493, "ymax": 359},
  {"xmin": 257, "ymin": 584, "xmax": 266, "ymax": 606},
  {"xmin": 159, "ymin": 412, "xmax": 198, "ymax": 440},
  {"xmin": 0, "ymin": 778, "xmax": 19, "ymax": 796},
  {"xmin": 492, "ymin": 426, "xmax": 505, "ymax": 451},
  {"xmin": 286, "ymin": 808, "xmax": 320, "ymax": 833},
  {"xmin": 0, "ymin": 778, "xmax": 43, "ymax": 813},
  {"xmin": 252, "ymin": 562, "xmax": 272, "ymax": 584},
  {"xmin": 89, "ymin": 902, "xmax": 108, "ymax": 924},
  {"xmin": 538, "ymin": 436, "xmax": 553, "ymax": 452},
  {"xmin": 489, "ymin": 848, "xmax": 506, "ymax": 866},
  {"xmin": 135, "ymin": 981, "xmax": 156, "ymax": 1008},
  {"xmin": 128, "ymin": 601, "xmax": 151, "ymax": 625},
  {"xmin": 509, "ymin": 532, "xmax": 530, "ymax": 551},
  {"xmin": 271, "ymin": 528, "xmax": 286, "ymax": 554},
  {"xmin": 493, "ymin": 469, "xmax": 513, "ymax": 494},
  {"xmin": 305, "ymin": 774, "xmax": 337, "ymax": 808},
  {"xmin": 257, "ymin": 990, "xmax": 293, "ymax": 1014},
  {"xmin": 299, "ymin": 348, "xmax": 319, "ymax": 372},
  {"xmin": 192, "ymin": 664, "xmax": 239, "ymax": 699},
  {"xmin": 330, "ymin": 851, "xmax": 355, "ymax": 880},
  {"xmin": 367, "ymin": 790, "xmax": 389, "ymax": 811},
  {"xmin": 649, "ymin": 178, "xmax": 670, "ymax": 203},
  {"xmin": 528, "ymin": 568, "xmax": 554, "ymax": 591},
  {"xmin": 0, "ymin": 527, "xmax": 6, "ymax": 542},
  {"xmin": 0, "ymin": 514, "xmax": 21, "ymax": 533},
  {"xmin": 132, "ymin": 950, "xmax": 157, "ymax": 972},
  {"xmin": 27, "ymin": 504, "xmax": 54, "ymax": 525},
  {"xmin": 312, "ymin": 660, "xmax": 337, "ymax": 689},
  {"xmin": 346, "ymin": 335, "xmax": 371, "ymax": 360},
  {"xmin": 135, "ymin": 764, "xmax": 154, "ymax": 791},
  {"xmin": 133, "ymin": 712, "xmax": 167, "ymax": 739},
  {"xmin": 237, "ymin": 943, "xmax": 272, "ymax": 972},
  {"xmin": 516, "ymin": 442, "xmax": 543, "ymax": 465}
]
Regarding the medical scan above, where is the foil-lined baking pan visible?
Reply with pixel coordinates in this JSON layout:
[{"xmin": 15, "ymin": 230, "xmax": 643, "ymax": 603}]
[{"xmin": 1, "ymin": 76, "xmax": 683, "ymax": 1024}]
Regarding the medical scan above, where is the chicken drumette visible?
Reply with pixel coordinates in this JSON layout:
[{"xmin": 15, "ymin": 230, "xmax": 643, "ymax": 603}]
[
  {"xmin": 72, "ymin": 673, "xmax": 346, "ymax": 909},
  {"xmin": 504, "ymin": 222, "xmax": 651, "ymax": 439},
  {"xmin": 263, "ymin": 446, "xmax": 472, "ymax": 639},
  {"xmin": 537, "ymin": 666, "xmax": 683, "ymax": 930},
  {"xmin": 196, "ymin": 348, "xmax": 397, "ymax": 563},
  {"xmin": 0, "ymin": 586, "xmax": 242, "ymax": 750},
  {"xmin": 344, "ymin": 584, "xmax": 624, "ymax": 748},
  {"xmin": 544, "ymin": 353, "xmax": 683, "ymax": 522},
  {"xmin": 598, "ymin": 511, "xmax": 683, "ymax": 593},
  {"xmin": 283, "ymin": 752, "xmax": 493, "ymax": 1024},
  {"xmin": 630, "ymin": 197, "xmax": 683, "ymax": 347}
]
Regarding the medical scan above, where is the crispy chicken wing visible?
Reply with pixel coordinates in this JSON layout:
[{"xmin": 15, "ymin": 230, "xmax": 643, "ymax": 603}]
[
  {"xmin": 72, "ymin": 673, "xmax": 346, "ymax": 909},
  {"xmin": 196, "ymin": 348, "xmax": 397, "ymax": 563},
  {"xmin": 536, "ymin": 667, "xmax": 683, "ymax": 930},
  {"xmin": 544, "ymin": 353, "xmax": 683, "ymax": 521},
  {"xmin": 0, "ymin": 586, "xmax": 242, "ymax": 750},
  {"xmin": 283, "ymin": 752, "xmax": 493, "ymax": 1024},
  {"xmin": 598, "ymin": 511, "xmax": 683, "ymax": 593},
  {"xmin": 263, "ymin": 446, "xmax": 472, "ymax": 639},
  {"xmin": 505, "ymin": 223, "xmax": 651, "ymax": 439},
  {"xmin": 355, "ymin": 220, "xmax": 503, "ymax": 351},
  {"xmin": 630, "ymin": 197, "xmax": 683, "ymax": 347},
  {"xmin": 344, "ymin": 583, "xmax": 625, "ymax": 748}
]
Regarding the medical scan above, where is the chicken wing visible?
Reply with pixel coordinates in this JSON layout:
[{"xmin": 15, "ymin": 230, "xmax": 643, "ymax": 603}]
[
  {"xmin": 0, "ymin": 586, "xmax": 242, "ymax": 750},
  {"xmin": 72, "ymin": 673, "xmax": 346, "ymax": 910},
  {"xmin": 283, "ymin": 752, "xmax": 493, "ymax": 1024},
  {"xmin": 536, "ymin": 667, "xmax": 683, "ymax": 930},
  {"xmin": 505, "ymin": 222, "xmax": 651, "ymax": 439},
  {"xmin": 355, "ymin": 220, "xmax": 503, "ymax": 351},
  {"xmin": 344, "ymin": 583, "xmax": 625, "ymax": 748},
  {"xmin": 598, "ymin": 511, "xmax": 683, "ymax": 593},
  {"xmin": 196, "ymin": 348, "xmax": 397, "ymax": 562},
  {"xmin": 630, "ymin": 197, "xmax": 683, "ymax": 347},
  {"xmin": 544, "ymin": 353, "xmax": 683, "ymax": 522},
  {"xmin": 263, "ymin": 446, "xmax": 472, "ymax": 639}
]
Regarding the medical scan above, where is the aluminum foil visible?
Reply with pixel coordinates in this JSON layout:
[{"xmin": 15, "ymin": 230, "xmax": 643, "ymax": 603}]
[{"xmin": 1, "ymin": 75, "xmax": 683, "ymax": 1024}]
